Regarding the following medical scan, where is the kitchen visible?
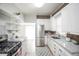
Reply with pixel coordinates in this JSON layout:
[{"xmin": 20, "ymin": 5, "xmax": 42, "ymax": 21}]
[{"xmin": 0, "ymin": 3, "xmax": 79, "ymax": 56}]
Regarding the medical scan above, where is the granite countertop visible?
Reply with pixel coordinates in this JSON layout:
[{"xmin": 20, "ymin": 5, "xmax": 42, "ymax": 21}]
[{"xmin": 51, "ymin": 37, "xmax": 79, "ymax": 55}]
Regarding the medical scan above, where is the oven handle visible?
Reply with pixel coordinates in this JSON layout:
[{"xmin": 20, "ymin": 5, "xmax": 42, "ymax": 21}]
[
  {"xmin": 12, "ymin": 47, "xmax": 22, "ymax": 56},
  {"xmin": 8, "ymin": 42, "xmax": 20, "ymax": 52}
]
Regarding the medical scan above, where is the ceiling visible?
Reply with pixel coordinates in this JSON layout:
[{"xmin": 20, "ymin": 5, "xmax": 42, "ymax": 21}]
[{"xmin": 15, "ymin": 3, "xmax": 63, "ymax": 15}]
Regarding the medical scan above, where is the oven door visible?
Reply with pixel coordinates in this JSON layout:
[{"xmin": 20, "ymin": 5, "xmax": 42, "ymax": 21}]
[{"xmin": 12, "ymin": 47, "xmax": 22, "ymax": 56}]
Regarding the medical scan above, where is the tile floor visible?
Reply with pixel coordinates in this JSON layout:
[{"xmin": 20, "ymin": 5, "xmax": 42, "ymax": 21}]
[{"xmin": 36, "ymin": 46, "xmax": 53, "ymax": 56}]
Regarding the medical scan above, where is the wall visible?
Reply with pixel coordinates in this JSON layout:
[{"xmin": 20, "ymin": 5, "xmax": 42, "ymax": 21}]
[
  {"xmin": 0, "ymin": 4, "xmax": 36, "ymax": 55},
  {"xmin": 0, "ymin": 3, "xmax": 20, "ymax": 16},
  {"xmin": 0, "ymin": 9, "xmax": 10, "ymax": 35},
  {"xmin": 0, "ymin": 3, "xmax": 24, "ymax": 23},
  {"xmin": 0, "ymin": 3, "xmax": 25, "ymax": 37},
  {"xmin": 23, "ymin": 14, "xmax": 36, "ymax": 23}
]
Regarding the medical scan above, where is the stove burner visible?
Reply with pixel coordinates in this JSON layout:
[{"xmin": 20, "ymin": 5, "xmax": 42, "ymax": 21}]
[
  {"xmin": 0, "ymin": 41, "xmax": 17, "ymax": 49},
  {"xmin": 0, "ymin": 41, "xmax": 22, "ymax": 55}
]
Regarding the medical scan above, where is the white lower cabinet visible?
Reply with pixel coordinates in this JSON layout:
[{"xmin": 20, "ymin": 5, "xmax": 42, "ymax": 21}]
[
  {"xmin": 48, "ymin": 40, "xmax": 53, "ymax": 51},
  {"xmin": 48, "ymin": 39, "xmax": 72, "ymax": 56},
  {"xmin": 52, "ymin": 43, "xmax": 58, "ymax": 55},
  {"xmin": 48, "ymin": 40, "xmax": 59, "ymax": 55},
  {"xmin": 58, "ymin": 48, "xmax": 68, "ymax": 56},
  {"xmin": 58, "ymin": 47, "xmax": 72, "ymax": 56}
]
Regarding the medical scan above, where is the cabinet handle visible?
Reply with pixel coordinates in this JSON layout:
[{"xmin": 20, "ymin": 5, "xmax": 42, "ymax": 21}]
[
  {"xmin": 59, "ymin": 49, "xmax": 62, "ymax": 52},
  {"xmin": 54, "ymin": 48, "xmax": 56, "ymax": 49}
]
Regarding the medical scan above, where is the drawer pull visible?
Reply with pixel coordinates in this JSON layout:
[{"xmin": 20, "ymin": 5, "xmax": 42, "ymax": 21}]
[
  {"xmin": 59, "ymin": 49, "xmax": 62, "ymax": 52},
  {"xmin": 54, "ymin": 48, "xmax": 56, "ymax": 49}
]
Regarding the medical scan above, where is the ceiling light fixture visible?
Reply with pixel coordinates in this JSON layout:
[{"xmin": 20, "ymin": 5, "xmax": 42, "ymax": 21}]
[{"xmin": 34, "ymin": 3, "xmax": 45, "ymax": 8}]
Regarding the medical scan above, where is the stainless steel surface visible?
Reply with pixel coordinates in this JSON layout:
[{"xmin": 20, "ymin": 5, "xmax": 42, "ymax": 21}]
[
  {"xmin": 36, "ymin": 25, "xmax": 45, "ymax": 47},
  {"xmin": 0, "ymin": 34, "xmax": 8, "ymax": 42},
  {"xmin": 0, "ymin": 41, "xmax": 22, "ymax": 56},
  {"xmin": 12, "ymin": 47, "xmax": 22, "ymax": 56}
]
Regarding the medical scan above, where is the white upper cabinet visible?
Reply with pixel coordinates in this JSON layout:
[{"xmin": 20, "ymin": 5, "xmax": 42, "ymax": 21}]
[
  {"xmin": 37, "ymin": 19, "xmax": 51, "ymax": 30},
  {"xmin": 61, "ymin": 4, "xmax": 79, "ymax": 34},
  {"xmin": 50, "ymin": 12, "xmax": 62, "ymax": 32},
  {"xmin": 50, "ymin": 16, "xmax": 55, "ymax": 31},
  {"xmin": 50, "ymin": 3, "xmax": 79, "ymax": 34}
]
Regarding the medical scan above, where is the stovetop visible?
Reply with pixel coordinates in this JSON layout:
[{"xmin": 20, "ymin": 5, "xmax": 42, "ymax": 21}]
[{"xmin": 0, "ymin": 41, "xmax": 21, "ymax": 54}]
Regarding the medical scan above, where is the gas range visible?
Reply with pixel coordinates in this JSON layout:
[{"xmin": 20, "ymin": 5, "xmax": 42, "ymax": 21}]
[{"xmin": 0, "ymin": 41, "xmax": 22, "ymax": 56}]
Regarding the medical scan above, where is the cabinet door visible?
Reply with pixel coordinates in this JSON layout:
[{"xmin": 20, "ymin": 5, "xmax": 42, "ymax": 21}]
[
  {"xmin": 58, "ymin": 48, "xmax": 69, "ymax": 56},
  {"xmin": 54, "ymin": 46, "xmax": 60, "ymax": 56},
  {"xmin": 52, "ymin": 43, "xmax": 57, "ymax": 55},
  {"xmin": 49, "ymin": 40, "xmax": 59, "ymax": 55},
  {"xmin": 48, "ymin": 40, "xmax": 53, "ymax": 49},
  {"xmin": 48, "ymin": 40, "xmax": 55, "ymax": 54}
]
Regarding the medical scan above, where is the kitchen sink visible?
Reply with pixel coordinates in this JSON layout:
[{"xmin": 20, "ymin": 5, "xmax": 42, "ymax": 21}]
[{"xmin": 52, "ymin": 37, "xmax": 60, "ymax": 39}]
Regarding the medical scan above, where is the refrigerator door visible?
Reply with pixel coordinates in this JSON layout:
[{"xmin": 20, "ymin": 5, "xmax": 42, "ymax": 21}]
[
  {"xmin": 40, "ymin": 37, "xmax": 45, "ymax": 47},
  {"xmin": 36, "ymin": 25, "xmax": 45, "ymax": 47}
]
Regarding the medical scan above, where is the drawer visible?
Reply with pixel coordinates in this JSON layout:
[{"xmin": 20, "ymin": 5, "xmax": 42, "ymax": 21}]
[
  {"xmin": 58, "ymin": 48, "xmax": 69, "ymax": 56},
  {"xmin": 59, "ymin": 49, "xmax": 63, "ymax": 53}
]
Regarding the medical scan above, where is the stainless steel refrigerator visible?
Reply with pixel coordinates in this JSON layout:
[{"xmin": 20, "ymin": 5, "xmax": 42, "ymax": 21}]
[{"xmin": 36, "ymin": 24, "xmax": 45, "ymax": 47}]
